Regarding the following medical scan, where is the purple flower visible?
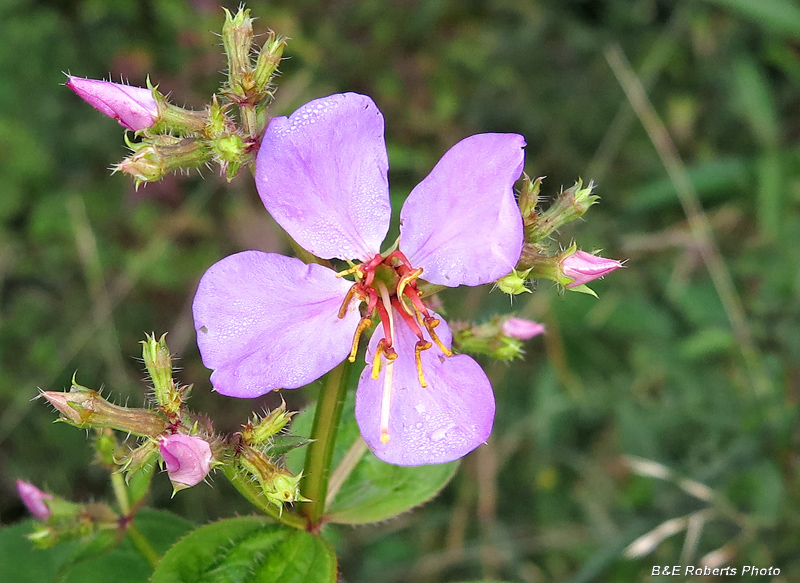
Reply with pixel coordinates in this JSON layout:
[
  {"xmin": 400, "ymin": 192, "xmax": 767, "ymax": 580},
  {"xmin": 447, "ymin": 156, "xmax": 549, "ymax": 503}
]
[
  {"xmin": 159, "ymin": 434, "xmax": 212, "ymax": 488},
  {"xmin": 66, "ymin": 76, "xmax": 158, "ymax": 131},
  {"xmin": 502, "ymin": 317, "xmax": 545, "ymax": 340},
  {"xmin": 193, "ymin": 93, "xmax": 525, "ymax": 465},
  {"xmin": 16, "ymin": 480, "xmax": 53, "ymax": 521},
  {"xmin": 562, "ymin": 249, "xmax": 622, "ymax": 287}
]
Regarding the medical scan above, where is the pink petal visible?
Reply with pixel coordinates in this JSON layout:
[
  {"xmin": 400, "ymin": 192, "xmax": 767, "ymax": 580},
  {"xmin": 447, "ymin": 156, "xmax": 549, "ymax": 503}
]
[
  {"xmin": 562, "ymin": 250, "xmax": 623, "ymax": 287},
  {"xmin": 255, "ymin": 93, "xmax": 391, "ymax": 261},
  {"xmin": 16, "ymin": 480, "xmax": 52, "ymax": 521},
  {"xmin": 66, "ymin": 76, "xmax": 157, "ymax": 131},
  {"xmin": 399, "ymin": 133, "xmax": 525, "ymax": 286},
  {"xmin": 502, "ymin": 317, "xmax": 545, "ymax": 340},
  {"xmin": 355, "ymin": 309, "xmax": 495, "ymax": 465},
  {"xmin": 159, "ymin": 434, "xmax": 212, "ymax": 487},
  {"xmin": 192, "ymin": 251, "xmax": 361, "ymax": 398}
]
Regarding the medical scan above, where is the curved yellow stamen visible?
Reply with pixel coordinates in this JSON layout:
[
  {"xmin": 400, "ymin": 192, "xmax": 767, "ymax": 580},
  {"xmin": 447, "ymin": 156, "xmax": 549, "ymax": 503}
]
[
  {"xmin": 338, "ymin": 284, "xmax": 360, "ymax": 319},
  {"xmin": 371, "ymin": 341, "xmax": 385, "ymax": 379},
  {"xmin": 395, "ymin": 267, "xmax": 424, "ymax": 317},
  {"xmin": 425, "ymin": 318, "xmax": 453, "ymax": 357},
  {"xmin": 335, "ymin": 264, "xmax": 364, "ymax": 280},
  {"xmin": 415, "ymin": 340, "xmax": 432, "ymax": 387},
  {"xmin": 370, "ymin": 339, "xmax": 398, "ymax": 379},
  {"xmin": 347, "ymin": 317, "xmax": 372, "ymax": 362}
]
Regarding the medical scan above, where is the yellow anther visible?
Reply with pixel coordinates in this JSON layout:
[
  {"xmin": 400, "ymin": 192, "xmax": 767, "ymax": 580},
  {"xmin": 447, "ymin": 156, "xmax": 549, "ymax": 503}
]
[
  {"xmin": 335, "ymin": 264, "xmax": 364, "ymax": 279},
  {"xmin": 347, "ymin": 318, "xmax": 372, "ymax": 362},
  {"xmin": 371, "ymin": 348, "xmax": 383, "ymax": 379},
  {"xmin": 425, "ymin": 319, "xmax": 453, "ymax": 357},
  {"xmin": 395, "ymin": 267, "xmax": 424, "ymax": 316},
  {"xmin": 338, "ymin": 284, "xmax": 360, "ymax": 319},
  {"xmin": 370, "ymin": 340, "xmax": 397, "ymax": 379},
  {"xmin": 415, "ymin": 341, "xmax": 432, "ymax": 387},
  {"xmin": 380, "ymin": 431, "xmax": 391, "ymax": 444}
]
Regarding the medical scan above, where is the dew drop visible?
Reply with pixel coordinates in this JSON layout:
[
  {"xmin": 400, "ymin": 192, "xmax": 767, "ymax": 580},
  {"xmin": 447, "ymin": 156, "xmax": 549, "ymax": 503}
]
[{"xmin": 429, "ymin": 427, "xmax": 447, "ymax": 442}]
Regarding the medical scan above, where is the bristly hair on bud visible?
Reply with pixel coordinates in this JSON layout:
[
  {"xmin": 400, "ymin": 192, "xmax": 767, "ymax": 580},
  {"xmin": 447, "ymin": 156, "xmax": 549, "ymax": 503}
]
[
  {"xmin": 518, "ymin": 174, "xmax": 543, "ymax": 223},
  {"xmin": 522, "ymin": 178, "xmax": 600, "ymax": 243},
  {"xmin": 141, "ymin": 333, "xmax": 188, "ymax": 420},
  {"xmin": 496, "ymin": 267, "xmax": 533, "ymax": 296},
  {"xmin": 240, "ymin": 400, "xmax": 296, "ymax": 446},
  {"xmin": 40, "ymin": 375, "xmax": 169, "ymax": 436}
]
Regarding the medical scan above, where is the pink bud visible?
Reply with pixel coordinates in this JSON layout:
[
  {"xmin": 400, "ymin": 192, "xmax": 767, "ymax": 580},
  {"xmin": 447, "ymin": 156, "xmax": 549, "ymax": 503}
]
[
  {"xmin": 502, "ymin": 317, "xmax": 545, "ymax": 340},
  {"xmin": 16, "ymin": 480, "xmax": 53, "ymax": 521},
  {"xmin": 159, "ymin": 434, "xmax": 212, "ymax": 488},
  {"xmin": 66, "ymin": 76, "xmax": 158, "ymax": 131},
  {"xmin": 562, "ymin": 250, "xmax": 622, "ymax": 287}
]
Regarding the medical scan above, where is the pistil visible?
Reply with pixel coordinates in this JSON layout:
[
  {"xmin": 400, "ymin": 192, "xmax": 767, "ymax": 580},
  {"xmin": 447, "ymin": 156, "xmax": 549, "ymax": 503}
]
[{"xmin": 379, "ymin": 360, "xmax": 394, "ymax": 443}]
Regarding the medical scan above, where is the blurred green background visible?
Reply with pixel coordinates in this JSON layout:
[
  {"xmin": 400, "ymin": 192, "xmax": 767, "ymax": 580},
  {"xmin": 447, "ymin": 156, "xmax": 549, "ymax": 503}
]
[{"xmin": 1, "ymin": 0, "xmax": 799, "ymax": 581}]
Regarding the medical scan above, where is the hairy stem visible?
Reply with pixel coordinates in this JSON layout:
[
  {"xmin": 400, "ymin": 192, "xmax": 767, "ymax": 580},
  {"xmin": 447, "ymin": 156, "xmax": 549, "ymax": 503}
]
[{"xmin": 300, "ymin": 360, "xmax": 351, "ymax": 527}]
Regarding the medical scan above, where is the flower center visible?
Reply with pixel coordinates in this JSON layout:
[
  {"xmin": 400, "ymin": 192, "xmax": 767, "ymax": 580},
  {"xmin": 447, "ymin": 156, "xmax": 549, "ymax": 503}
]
[{"xmin": 337, "ymin": 250, "xmax": 452, "ymax": 443}]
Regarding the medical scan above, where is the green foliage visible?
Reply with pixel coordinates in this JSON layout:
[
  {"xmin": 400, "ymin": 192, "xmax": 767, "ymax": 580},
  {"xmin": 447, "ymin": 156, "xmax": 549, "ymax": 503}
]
[
  {"xmin": 0, "ymin": 509, "xmax": 192, "ymax": 583},
  {"xmin": 151, "ymin": 517, "xmax": 336, "ymax": 583}
]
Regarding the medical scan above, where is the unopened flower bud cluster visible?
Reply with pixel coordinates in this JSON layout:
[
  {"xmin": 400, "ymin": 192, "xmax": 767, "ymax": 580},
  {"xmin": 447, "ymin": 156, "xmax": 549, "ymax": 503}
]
[
  {"xmin": 496, "ymin": 176, "xmax": 623, "ymax": 296},
  {"xmin": 66, "ymin": 7, "xmax": 286, "ymax": 186},
  {"xmin": 29, "ymin": 333, "xmax": 306, "ymax": 521}
]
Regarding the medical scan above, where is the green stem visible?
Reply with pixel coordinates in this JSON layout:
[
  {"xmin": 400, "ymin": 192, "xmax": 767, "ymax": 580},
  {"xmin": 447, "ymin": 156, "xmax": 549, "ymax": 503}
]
[
  {"xmin": 222, "ymin": 465, "xmax": 307, "ymax": 530},
  {"xmin": 110, "ymin": 471, "xmax": 131, "ymax": 515},
  {"xmin": 126, "ymin": 523, "xmax": 160, "ymax": 570},
  {"xmin": 300, "ymin": 360, "xmax": 351, "ymax": 526},
  {"xmin": 239, "ymin": 103, "xmax": 260, "ymax": 140}
]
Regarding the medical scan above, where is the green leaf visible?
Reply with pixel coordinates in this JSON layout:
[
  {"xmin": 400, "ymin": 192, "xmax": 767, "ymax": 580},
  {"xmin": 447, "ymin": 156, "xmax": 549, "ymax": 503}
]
[
  {"xmin": 0, "ymin": 509, "xmax": 192, "ymax": 583},
  {"xmin": 287, "ymin": 391, "xmax": 458, "ymax": 525},
  {"xmin": 326, "ymin": 445, "xmax": 457, "ymax": 524},
  {"xmin": 268, "ymin": 434, "xmax": 313, "ymax": 458},
  {"xmin": 150, "ymin": 516, "xmax": 336, "ymax": 583},
  {"xmin": 705, "ymin": 0, "xmax": 800, "ymax": 40},
  {"xmin": 0, "ymin": 521, "xmax": 74, "ymax": 583}
]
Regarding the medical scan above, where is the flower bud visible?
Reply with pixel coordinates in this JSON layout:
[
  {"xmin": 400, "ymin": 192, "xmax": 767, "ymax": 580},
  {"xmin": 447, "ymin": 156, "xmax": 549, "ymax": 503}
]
[
  {"xmin": 221, "ymin": 7, "xmax": 286, "ymax": 104},
  {"xmin": 495, "ymin": 268, "xmax": 532, "ymax": 295},
  {"xmin": 117, "ymin": 440, "xmax": 160, "ymax": 481},
  {"xmin": 222, "ymin": 7, "xmax": 255, "ymax": 97},
  {"xmin": 525, "ymin": 179, "xmax": 599, "ymax": 243},
  {"xmin": 518, "ymin": 174, "xmax": 543, "ymax": 222},
  {"xmin": 452, "ymin": 317, "xmax": 530, "ymax": 361},
  {"xmin": 253, "ymin": 31, "xmax": 287, "ymax": 94},
  {"xmin": 159, "ymin": 433, "xmax": 213, "ymax": 491},
  {"xmin": 561, "ymin": 249, "xmax": 623, "ymax": 287},
  {"xmin": 41, "ymin": 378, "xmax": 168, "ymax": 436},
  {"xmin": 141, "ymin": 333, "xmax": 185, "ymax": 416},
  {"xmin": 16, "ymin": 480, "xmax": 53, "ymax": 521},
  {"xmin": 241, "ymin": 401, "xmax": 295, "ymax": 445},
  {"xmin": 238, "ymin": 446, "xmax": 308, "ymax": 507},
  {"xmin": 66, "ymin": 76, "xmax": 158, "ymax": 131},
  {"xmin": 502, "ymin": 317, "xmax": 546, "ymax": 340},
  {"xmin": 115, "ymin": 135, "xmax": 211, "ymax": 187}
]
